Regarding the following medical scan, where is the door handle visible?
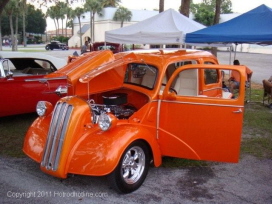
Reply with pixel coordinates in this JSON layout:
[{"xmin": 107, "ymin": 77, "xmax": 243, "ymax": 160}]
[{"xmin": 233, "ymin": 108, "xmax": 242, "ymax": 113}]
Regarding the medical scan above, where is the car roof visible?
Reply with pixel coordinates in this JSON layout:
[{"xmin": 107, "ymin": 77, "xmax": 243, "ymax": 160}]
[{"xmin": 0, "ymin": 52, "xmax": 66, "ymax": 69}]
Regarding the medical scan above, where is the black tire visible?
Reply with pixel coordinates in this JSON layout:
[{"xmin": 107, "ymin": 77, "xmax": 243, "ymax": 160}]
[
  {"xmin": 108, "ymin": 140, "xmax": 150, "ymax": 193},
  {"xmin": 45, "ymin": 45, "xmax": 50, "ymax": 50}
]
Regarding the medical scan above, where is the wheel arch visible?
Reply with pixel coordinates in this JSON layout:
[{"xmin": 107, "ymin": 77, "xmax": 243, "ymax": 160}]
[{"xmin": 66, "ymin": 124, "xmax": 162, "ymax": 176}]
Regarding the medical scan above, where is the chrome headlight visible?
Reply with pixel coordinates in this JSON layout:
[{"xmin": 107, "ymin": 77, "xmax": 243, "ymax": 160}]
[
  {"xmin": 36, "ymin": 101, "xmax": 53, "ymax": 117},
  {"xmin": 98, "ymin": 112, "xmax": 112, "ymax": 131}
]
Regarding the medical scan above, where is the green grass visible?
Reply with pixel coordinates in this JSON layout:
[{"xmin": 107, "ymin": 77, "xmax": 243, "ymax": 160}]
[
  {"xmin": 241, "ymin": 95, "xmax": 272, "ymax": 159},
  {"xmin": 0, "ymin": 113, "xmax": 37, "ymax": 157}
]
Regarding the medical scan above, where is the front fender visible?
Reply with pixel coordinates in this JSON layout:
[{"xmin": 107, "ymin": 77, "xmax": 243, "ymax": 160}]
[
  {"xmin": 67, "ymin": 124, "xmax": 162, "ymax": 176},
  {"xmin": 23, "ymin": 115, "xmax": 51, "ymax": 162}
]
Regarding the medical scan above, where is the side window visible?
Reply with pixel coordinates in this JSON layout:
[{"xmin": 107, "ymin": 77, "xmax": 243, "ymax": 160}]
[
  {"xmin": 124, "ymin": 63, "xmax": 157, "ymax": 89},
  {"xmin": 165, "ymin": 60, "xmax": 197, "ymax": 82},
  {"xmin": 175, "ymin": 60, "xmax": 197, "ymax": 68},
  {"xmin": 34, "ymin": 60, "xmax": 51, "ymax": 69},
  {"xmin": 171, "ymin": 69, "xmax": 198, "ymax": 96},
  {"xmin": 160, "ymin": 60, "xmax": 197, "ymax": 95},
  {"xmin": 204, "ymin": 69, "xmax": 218, "ymax": 84},
  {"xmin": 169, "ymin": 68, "xmax": 239, "ymax": 100}
]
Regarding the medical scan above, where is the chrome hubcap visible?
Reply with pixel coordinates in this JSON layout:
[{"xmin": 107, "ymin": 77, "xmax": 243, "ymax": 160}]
[{"xmin": 121, "ymin": 146, "xmax": 145, "ymax": 184}]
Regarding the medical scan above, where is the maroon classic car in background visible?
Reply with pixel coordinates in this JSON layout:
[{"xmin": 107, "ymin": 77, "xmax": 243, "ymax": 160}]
[
  {"xmin": 0, "ymin": 52, "xmax": 67, "ymax": 117},
  {"xmin": 90, "ymin": 42, "xmax": 124, "ymax": 53}
]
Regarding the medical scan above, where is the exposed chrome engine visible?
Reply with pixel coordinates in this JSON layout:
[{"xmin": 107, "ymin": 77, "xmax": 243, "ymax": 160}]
[{"xmin": 88, "ymin": 93, "xmax": 136, "ymax": 123}]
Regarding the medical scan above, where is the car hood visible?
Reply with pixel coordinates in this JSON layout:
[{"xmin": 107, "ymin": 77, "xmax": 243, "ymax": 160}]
[
  {"xmin": 79, "ymin": 52, "xmax": 137, "ymax": 83},
  {"xmin": 46, "ymin": 50, "xmax": 115, "ymax": 85}
]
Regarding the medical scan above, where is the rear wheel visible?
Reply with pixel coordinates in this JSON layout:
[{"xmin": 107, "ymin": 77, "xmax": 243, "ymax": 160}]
[
  {"xmin": 108, "ymin": 140, "xmax": 150, "ymax": 193},
  {"xmin": 45, "ymin": 45, "xmax": 50, "ymax": 50}
]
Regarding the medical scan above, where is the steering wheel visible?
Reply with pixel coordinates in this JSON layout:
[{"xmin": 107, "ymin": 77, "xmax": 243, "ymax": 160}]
[{"xmin": 161, "ymin": 83, "xmax": 177, "ymax": 94}]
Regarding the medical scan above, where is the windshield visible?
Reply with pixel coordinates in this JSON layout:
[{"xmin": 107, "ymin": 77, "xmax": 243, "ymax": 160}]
[{"xmin": 124, "ymin": 63, "xmax": 158, "ymax": 89}]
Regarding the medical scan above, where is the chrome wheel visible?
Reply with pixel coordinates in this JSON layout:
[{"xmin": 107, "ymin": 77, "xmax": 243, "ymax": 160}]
[
  {"xmin": 121, "ymin": 146, "xmax": 145, "ymax": 184},
  {"xmin": 108, "ymin": 140, "xmax": 150, "ymax": 193}
]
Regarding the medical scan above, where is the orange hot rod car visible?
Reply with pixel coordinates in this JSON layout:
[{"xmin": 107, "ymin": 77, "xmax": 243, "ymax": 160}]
[{"xmin": 23, "ymin": 49, "xmax": 246, "ymax": 193}]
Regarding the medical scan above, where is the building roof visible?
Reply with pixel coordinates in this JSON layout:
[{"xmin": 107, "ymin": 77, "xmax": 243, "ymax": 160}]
[
  {"xmin": 77, "ymin": 24, "xmax": 90, "ymax": 34},
  {"xmin": 74, "ymin": 7, "xmax": 158, "ymax": 24}
]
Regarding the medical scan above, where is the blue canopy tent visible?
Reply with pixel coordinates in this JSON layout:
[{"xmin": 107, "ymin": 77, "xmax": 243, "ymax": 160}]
[{"xmin": 185, "ymin": 4, "xmax": 272, "ymax": 45}]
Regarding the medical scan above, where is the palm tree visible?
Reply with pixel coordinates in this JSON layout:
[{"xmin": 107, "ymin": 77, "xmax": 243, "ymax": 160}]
[
  {"xmin": 113, "ymin": 6, "xmax": 132, "ymax": 28},
  {"xmin": 84, "ymin": 0, "xmax": 103, "ymax": 43},
  {"xmin": 19, "ymin": 0, "xmax": 27, "ymax": 47},
  {"xmin": 180, "ymin": 0, "xmax": 190, "ymax": 17},
  {"xmin": 214, "ymin": 0, "xmax": 222, "ymax": 24},
  {"xmin": 57, "ymin": 2, "xmax": 67, "ymax": 36},
  {"xmin": 0, "ymin": 0, "xmax": 10, "ymax": 15},
  {"xmin": 4, "ymin": 0, "xmax": 19, "ymax": 51},
  {"xmin": 101, "ymin": 0, "xmax": 121, "ymax": 7},
  {"xmin": 159, "ymin": 0, "xmax": 164, "ymax": 13},
  {"xmin": 46, "ymin": 6, "xmax": 59, "ymax": 36},
  {"xmin": 73, "ymin": 7, "xmax": 85, "ymax": 47},
  {"xmin": 65, "ymin": 6, "xmax": 74, "ymax": 37}
]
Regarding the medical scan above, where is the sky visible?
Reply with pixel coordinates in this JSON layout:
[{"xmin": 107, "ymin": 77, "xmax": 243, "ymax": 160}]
[
  {"xmin": 46, "ymin": 0, "xmax": 272, "ymax": 31},
  {"xmin": 120, "ymin": 0, "xmax": 272, "ymax": 13}
]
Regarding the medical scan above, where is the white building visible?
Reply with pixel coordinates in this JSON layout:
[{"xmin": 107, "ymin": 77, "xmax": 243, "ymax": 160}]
[{"xmin": 68, "ymin": 7, "xmax": 158, "ymax": 48}]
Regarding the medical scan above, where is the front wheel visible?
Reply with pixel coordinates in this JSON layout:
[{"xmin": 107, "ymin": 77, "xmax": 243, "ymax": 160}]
[{"xmin": 108, "ymin": 140, "xmax": 150, "ymax": 193}]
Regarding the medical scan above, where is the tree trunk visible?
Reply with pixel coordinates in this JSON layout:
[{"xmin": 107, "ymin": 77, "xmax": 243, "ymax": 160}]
[
  {"xmin": 78, "ymin": 17, "xmax": 82, "ymax": 47},
  {"xmin": 15, "ymin": 14, "xmax": 18, "ymax": 51},
  {"xmin": 54, "ymin": 19, "xmax": 58, "ymax": 37},
  {"xmin": 9, "ymin": 14, "xmax": 15, "ymax": 51},
  {"xmin": 23, "ymin": 0, "xmax": 26, "ymax": 47},
  {"xmin": 214, "ymin": 0, "xmax": 221, "ymax": 25},
  {"xmin": 92, "ymin": 13, "xmax": 95, "ymax": 43},
  {"xmin": 180, "ymin": 0, "xmax": 190, "ymax": 17},
  {"xmin": 57, "ymin": 20, "xmax": 60, "ymax": 36},
  {"xmin": 211, "ymin": 0, "xmax": 222, "ymax": 57},
  {"xmin": 65, "ymin": 19, "xmax": 68, "ymax": 37},
  {"xmin": 90, "ymin": 12, "xmax": 93, "ymax": 43},
  {"xmin": 62, "ymin": 19, "xmax": 64, "ymax": 36},
  {"xmin": 159, "ymin": 0, "xmax": 164, "ymax": 13}
]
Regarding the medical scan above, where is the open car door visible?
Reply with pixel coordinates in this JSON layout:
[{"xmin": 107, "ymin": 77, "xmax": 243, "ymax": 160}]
[{"xmin": 158, "ymin": 64, "xmax": 246, "ymax": 163}]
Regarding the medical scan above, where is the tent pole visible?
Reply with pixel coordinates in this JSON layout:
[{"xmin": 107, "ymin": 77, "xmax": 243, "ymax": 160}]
[
  {"xmin": 234, "ymin": 43, "xmax": 237, "ymax": 60},
  {"xmin": 229, "ymin": 45, "xmax": 232, "ymax": 65}
]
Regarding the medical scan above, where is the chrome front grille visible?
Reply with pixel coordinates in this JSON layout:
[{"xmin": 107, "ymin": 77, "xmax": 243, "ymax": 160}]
[{"xmin": 41, "ymin": 102, "xmax": 73, "ymax": 171}]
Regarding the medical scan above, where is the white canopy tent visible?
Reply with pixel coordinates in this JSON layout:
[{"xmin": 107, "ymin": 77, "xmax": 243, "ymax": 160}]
[{"xmin": 105, "ymin": 9, "xmax": 205, "ymax": 45}]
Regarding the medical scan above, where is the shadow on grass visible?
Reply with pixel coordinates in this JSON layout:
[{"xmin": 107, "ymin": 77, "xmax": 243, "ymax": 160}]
[{"xmin": 0, "ymin": 113, "xmax": 37, "ymax": 157}]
